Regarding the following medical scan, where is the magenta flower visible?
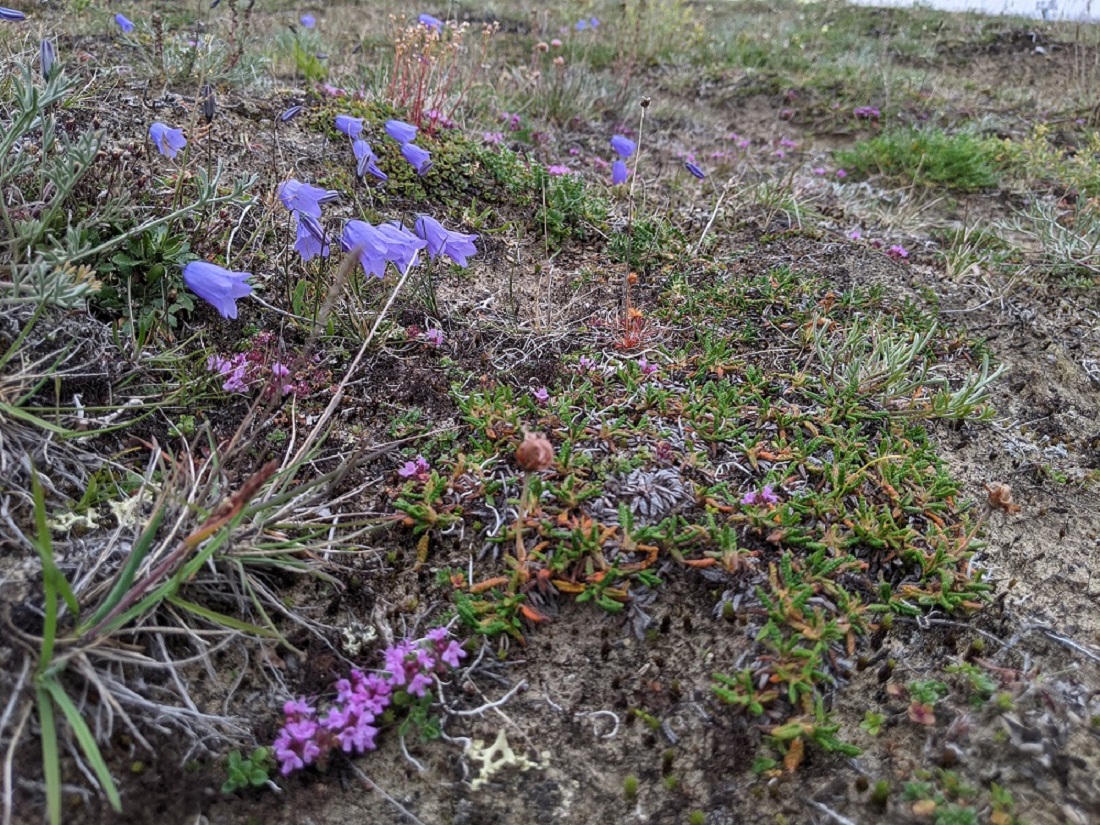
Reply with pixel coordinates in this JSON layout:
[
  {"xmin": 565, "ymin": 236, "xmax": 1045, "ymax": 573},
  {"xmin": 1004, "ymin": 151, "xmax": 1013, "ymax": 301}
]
[
  {"xmin": 578, "ymin": 355, "xmax": 595, "ymax": 371},
  {"xmin": 400, "ymin": 142, "xmax": 433, "ymax": 175},
  {"xmin": 812, "ymin": 167, "xmax": 826, "ymax": 175},
  {"xmin": 638, "ymin": 357, "xmax": 658, "ymax": 377},
  {"xmin": 887, "ymin": 244, "xmax": 909, "ymax": 260},
  {"xmin": 414, "ymin": 215, "xmax": 479, "ymax": 268},
  {"xmin": 114, "ymin": 13, "xmax": 134, "ymax": 32},
  {"xmin": 183, "ymin": 261, "xmax": 252, "ymax": 319},
  {"xmin": 610, "ymin": 134, "xmax": 636, "ymax": 158},
  {"xmin": 547, "ymin": 164, "xmax": 572, "ymax": 176},
  {"xmin": 294, "ymin": 212, "xmax": 329, "ymax": 262},
  {"xmin": 335, "ymin": 114, "xmax": 363, "ymax": 139},
  {"xmin": 848, "ymin": 228, "xmax": 862, "ymax": 241},
  {"xmin": 836, "ymin": 168, "xmax": 848, "ymax": 179},
  {"xmin": 742, "ymin": 485, "xmax": 779, "ymax": 506},
  {"xmin": 398, "ymin": 455, "xmax": 431, "ymax": 480},
  {"xmin": 149, "ymin": 122, "xmax": 186, "ymax": 158},
  {"xmin": 424, "ymin": 328, "xmax": 444, "ymax": 347},
  {"xmin": 385, "ymin": 119, "xmax": 418, "ymax": 144},
  {"xmin": 342, "ymin": 220, "xmax": 389, "ymax": 278},
  {"xmin": 611, "ymin": 160, "xmax": 628, "ymax": 185},
  {"xmin": 376, "ymin": 222, "xmax": 427, "ymax": 274},
  {"xmin": 483, "ymin": 131, "xmax": 504, "ymax": 145},
  {"xmin": 532, "ymin": 387, "xmax": 549, "ymax": 405},
  {"xmin": 278, "ymin": 179, "xmax": 338, "ymax": 219}
]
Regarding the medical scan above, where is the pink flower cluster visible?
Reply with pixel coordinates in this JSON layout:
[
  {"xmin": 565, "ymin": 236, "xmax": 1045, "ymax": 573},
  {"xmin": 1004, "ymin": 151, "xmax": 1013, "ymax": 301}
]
[
  {"xmin": 273, "ymin": 628, "xmax": 467, "ymax": 776},
  {"xmin": 741, "ymin": 485, "xmax": 779, "ymax": 506},
  {"xmin": 206, "ymin": 332, "xmax": 297, "ymax": 395}
]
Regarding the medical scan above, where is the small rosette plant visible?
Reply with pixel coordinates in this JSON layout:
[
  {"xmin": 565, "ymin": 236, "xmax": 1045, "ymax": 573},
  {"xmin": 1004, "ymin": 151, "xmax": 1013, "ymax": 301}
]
[{"xmin": 273, "ymin": 628, "xmax": 467, "ymax": 776}]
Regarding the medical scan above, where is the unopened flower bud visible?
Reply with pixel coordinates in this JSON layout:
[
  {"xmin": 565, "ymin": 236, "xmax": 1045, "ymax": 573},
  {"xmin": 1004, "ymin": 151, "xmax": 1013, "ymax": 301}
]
[
  {"xmin": 536, "ymin": 41, "xmax": 549, "ymax": 52},
  {"xmin": 516, "ymin": 431, "xmax": 554, "ymax": 472}
]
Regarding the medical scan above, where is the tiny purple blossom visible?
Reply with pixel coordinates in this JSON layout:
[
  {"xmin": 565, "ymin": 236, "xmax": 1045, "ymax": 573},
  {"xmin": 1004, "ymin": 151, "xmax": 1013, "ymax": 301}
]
[
  {"xmin": 149, "ymin": 122, "xmax": 186, "ymax": 159},
  {"xmin": 335, "ymin": 114, "xmax": 363, "ymax": 139},
  {"xmin": 848, "ymin": 228, "xmax": 862, "ymax": 241},
  {"xmin": 414, "ymin": 215, "xmax": 478, "ymax": 267},
  {"xmin": 610, "ymin": 134, "xmax": 636, "ymax": 158},
  {"xmin": 398, "ymin": 455, "xmax": 431, "ymax": 479},
  {"xmin": 611, "ymin": 159, "xmax": 628, "ymax": 185},
  {"xmin": 114, "ymin": 13, "xmax": 134, "ymax": 32},
  {"xmin": 424, "ymin": 328, "xmax": 444, "ymax": 347},
  {"xmin": 400, "ymin": 142, "xmax": 433, "ymax": 175},
  {"xmin": 887, "ymin": 244, "xmax": 909, "ymax": 260},
  {"xmin": 575, "ymin": 18, "xmax": 588, "ymax": 30},
  {"xmin": 812, "ymin": 167, "xmax": 826, "ymax": 175},
  {"xmin": 483, "ymin": 131, "xmax": 504, "ymax": 145},
  {"xmin": 547, "ymin": 164, "xmax": 572, "ymax": 176},
  {"xmin": 578, "ymin": 355, "xmax": 595, "ymax": 371},
  {"xmin": 182, "ymin": 261, "xmax": 252, "ymax": 319},
  {"xmin": 532, "ymin": 387, "xmax": 549, "ymax": 405},
  {"xmin": 418, "ymin": 13, "xmax": 443, "ymax": 31},
  {"xmin": 835, "ymin": 168, "xmax": 848, "ymax": 179},
  {"xmin": 742, "ymin": 485, "xmax": 779, "ymax": 506},
  {"xmin": 638, "ymin": 357, "xmax": 659, "ymax": 377},
  {"xmin": 385, "ymin": 119, "xmax": 418, "ymax": 144},
  {"xmin": 300, "ymin": 13, "xmax": 316, "ymax": 28},
  {"xmin": 278, "ymin": 179, "xmax": 338, "ymax": 219}
]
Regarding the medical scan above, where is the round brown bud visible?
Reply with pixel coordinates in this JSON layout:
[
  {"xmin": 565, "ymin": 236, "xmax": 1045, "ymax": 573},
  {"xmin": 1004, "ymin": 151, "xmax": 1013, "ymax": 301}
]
[
  {"xmin": 516, "ymin": 431, "xmax": 554, "ymax": 472},
  {"xmin": 536, "ymin": 41, "xmax": 549, "ymax": 52},
  {"xmin": 641, "ymin": 97, "xmax": 651, "ymax": 108}
]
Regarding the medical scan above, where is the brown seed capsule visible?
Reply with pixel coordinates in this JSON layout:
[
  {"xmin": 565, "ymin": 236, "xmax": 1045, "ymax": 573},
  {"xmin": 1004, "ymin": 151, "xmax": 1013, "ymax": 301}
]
[{"xmin": 515, "ymin": 431, "xmax": 554, "ymax": 472}]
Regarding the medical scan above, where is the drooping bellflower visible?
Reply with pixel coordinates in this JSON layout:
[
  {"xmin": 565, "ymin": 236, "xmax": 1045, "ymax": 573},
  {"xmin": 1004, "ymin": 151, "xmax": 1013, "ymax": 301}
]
[
  {"xmin": 295, "ymin": 213, "xmax": 330, "ymax": 262},
  {"xmin": 335, "ymin": 114, "xmax": 363, "ymax": 139},
  {"xmin": 278, "ymin": 179, "xmax": 338, "ymax": 219},
  {"xmin": 341, "ymin": 220, "xmax": 389, "ymax": 278},
  {"xmin": 115, "ymin": 13, "xmax": 134, "ymax": 32},
  {"xmin": 182, "ymin": 261, "xmax": 252, "ymax": 319},
  {"xmin": 400, "ymin": 142, "xmax": 432, "ymax": 176},
  {"xmin": 610, "ymin": 134, "xmax": 636, "ymax": 158},
  {"xmin": 385, "ymin": 119, "xmax": 417, "ymax": 144},
  {"xmin": 414, "ymin": 215, "xmax": 478, "ymax": 267},
  {"xmin": 149, "ymin": 122, "xmax": 187, "ymax": 158},
  {"xmin": 376, "ymin": 222, "xmax": 427, "ymax": 274}
]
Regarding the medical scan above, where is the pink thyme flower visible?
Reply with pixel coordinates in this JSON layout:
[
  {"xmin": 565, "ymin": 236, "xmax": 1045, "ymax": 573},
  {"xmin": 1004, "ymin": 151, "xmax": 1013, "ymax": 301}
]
[
  {"xmin": 398, "ymin": 455, "xmax": 431, "ymax": 481},
  {"xmin": 742, "ymin": 485, "xmax": 779, "ymax": 506},
  {"xmin": 887, "ymin": 244, "xmax": 909, "ymax": 260},
  {"xmin": 546, "ymin": 164, "xmax": 572, "ymax": 176},
  {"xmin": 835, "ymin": 168, "xmax": 848, "ymax": 179},
  {"xmin": 532, "ymin": 387, "xmax": 550, "ymax": 405},
  {"xmin": 424, "ymin": 328, "xmax": 444, "ymax": 347}
]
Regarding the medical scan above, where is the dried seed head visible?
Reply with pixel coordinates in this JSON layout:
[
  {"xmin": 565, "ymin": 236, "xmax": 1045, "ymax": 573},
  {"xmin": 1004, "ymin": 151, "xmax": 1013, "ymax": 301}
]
[
  {"xmin": 535, "ymin": 41, "xmax": 549, "ymax": 52},
  {"xmin": 515, "ymin": 431, "xmax": 554, "ymax": 472},
  {"xmin": 640, "ymin": 97, "xmax": 651, "ymax": 108}
]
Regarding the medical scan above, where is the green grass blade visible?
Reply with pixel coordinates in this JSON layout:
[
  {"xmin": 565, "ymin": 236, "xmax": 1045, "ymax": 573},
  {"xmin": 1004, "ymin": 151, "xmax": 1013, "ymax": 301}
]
[
  {"xmin": 45, "ymin": 680, "xmax": 122, "ymax": 812},
  {"xmin": 166, "ymin": 595, "xmax": 278, "ymax": 637},
  {"xmin": 35, "ymin": 685, "xmax": 61, "ymax": 825},
  {"xmin": 78, "ymin": 506, "xmax": 167, "ymax": 636},
  {"xmin": 30, "ymin": 468, "xmax": 76, "ymax": 666}
]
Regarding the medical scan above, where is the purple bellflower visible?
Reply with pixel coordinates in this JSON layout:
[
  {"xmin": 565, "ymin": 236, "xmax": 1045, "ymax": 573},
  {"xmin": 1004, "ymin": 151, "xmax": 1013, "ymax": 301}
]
[
  {"xmin": 414, "ymin": 215, "xmax": 478, "ymax": 267},
  {"xmin": 149, "ymin": 122, "xmax": 186, "ymax": 159},
  {"xmin": 684, "ymin": 161, "xmax": 706, "ymax": 179},
  {"xmin": 300, "ymin": 13, "xmax": 316, "ymax": 28},
  {"xmin": 342, "ymin": 220, "xmax": 389, "ymax": 278},
  {"xmin": 610, "ymin": 134, "xmax": 636, "ymax": 158},
  {"xmin": 278, "ymin": 179, "xmax": 338, "ymax": 219},
  {"xmin": 294, "ymin": 213, "xmax": 330, "ymax": 262},
  {"xmin": 385, "ymin": 119, "xmax": 417, "ymax": 144},
  {"xmin": 353, "ymin": 139, "xmax": 388, "ymax": 181},
  {"xmin": 0, "ymin": 7, "xmax": 26, "ymax": 20},
  {"xmin": 418, "ymin": 13, "xmax": 443, "ymax": 31},
  {"xmin": 182, "ymin": 261, "xmax": 252, "ymax": 319},
  {"xmin": 280, "ymin": 105, "xmax": 302, "ymax": 122},
  {"xmin": 376, "ymin": 222, "xmax": 427, "ymax": 274},
  {"xmin": 400, "ymin": 142, "xmax": 433, "ymax": 175},
  {"xmin": 115, "ymin": 13, "xmax": 134, "ymax": 32},
  {"xmin": 335, "ymin": 114, "xmax": 363, "ymax": 139},
  {"xmin": 611, "ymin": 159, "xmax": 628, "ymax": 185}
]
